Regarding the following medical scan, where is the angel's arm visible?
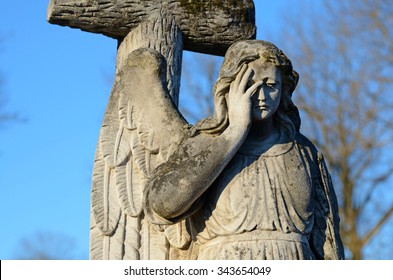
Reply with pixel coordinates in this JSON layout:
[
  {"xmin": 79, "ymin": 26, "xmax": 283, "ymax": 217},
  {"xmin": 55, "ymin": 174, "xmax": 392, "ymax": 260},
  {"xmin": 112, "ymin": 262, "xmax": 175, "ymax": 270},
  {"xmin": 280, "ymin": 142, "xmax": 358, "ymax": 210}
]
[
  {"xmin": 145, "ymin": 65, "xmax": 262, "ymax": 221},
  {"xmin": 310, "ymin": 153, "xmax": 345, "ymax": 260},
  {"xmin": 146, "ymin": 124, "xmax": 244, "ymax": 220}
]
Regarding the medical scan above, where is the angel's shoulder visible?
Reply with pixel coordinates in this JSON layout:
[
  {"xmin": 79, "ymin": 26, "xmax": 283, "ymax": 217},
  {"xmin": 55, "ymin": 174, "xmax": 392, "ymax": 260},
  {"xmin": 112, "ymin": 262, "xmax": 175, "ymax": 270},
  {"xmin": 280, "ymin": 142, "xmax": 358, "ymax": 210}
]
[{"xmin": 295, "ymin": 132, "xmax": 319, "ymax": 156}]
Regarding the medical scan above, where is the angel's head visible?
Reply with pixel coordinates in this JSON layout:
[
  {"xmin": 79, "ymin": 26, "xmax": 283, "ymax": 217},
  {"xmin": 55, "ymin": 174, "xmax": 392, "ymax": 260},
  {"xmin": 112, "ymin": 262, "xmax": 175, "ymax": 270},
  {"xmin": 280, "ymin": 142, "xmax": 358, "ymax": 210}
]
[{"xmin": 193, "ymin": 40, "xmax": 300, "ymax": 138}]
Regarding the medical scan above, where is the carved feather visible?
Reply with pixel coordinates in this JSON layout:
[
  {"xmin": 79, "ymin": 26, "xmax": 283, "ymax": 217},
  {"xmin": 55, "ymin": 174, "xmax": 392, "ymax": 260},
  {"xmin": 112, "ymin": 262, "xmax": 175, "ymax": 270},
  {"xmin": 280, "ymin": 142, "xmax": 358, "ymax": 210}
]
[
  {"xmin": 123, "ymin": 215, "xmax": 141, "ymax": 259},
  {"xmin": 99, "ymin": 86, "xmax": 122, "ymax": 167},
  {"xmin": 139, "ymin": 215, "xmax": 150, "ymax": 259},
  {"xmin": 116, "ymin": 160, "xmax": 144, "ymax": 217},
  {"xmin": 108, "ymin": 213, "xmax": 126, "ymax": 259},
  {"xmin": 165, "ymin": 221, "xmax": 192, "ymax": 250},
  {"xmin": 130, "ymin": 130, "xmax": 149, "ymax": 177},
  {"xmin": 149, "ymin": 224, "xmax": 169, "ymax": 259},
  {"xmin": 137, "ymin": 116, "xmax": 159, "ymax": 154},
  {"xmin": 119, "ymin": 98, "xmax": 137, "ymax": 131},
  {"xmin": 89, "ymin": 215, "xmax": 104, "ymax": 259},
  {"xmin": 91, "ymin": 146, "xmax": 121, "ymax": 236},
  {"xmin": 114, "ymin": 125, "xmax": 132, "ymax": 166}
]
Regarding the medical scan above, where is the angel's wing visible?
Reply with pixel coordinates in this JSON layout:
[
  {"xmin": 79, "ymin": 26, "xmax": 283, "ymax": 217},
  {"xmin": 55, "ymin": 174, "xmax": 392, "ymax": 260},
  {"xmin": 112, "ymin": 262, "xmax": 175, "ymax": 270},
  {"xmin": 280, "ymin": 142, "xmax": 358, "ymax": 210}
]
[{"xmin": 90, "ymin": 48, "xmax": 191, "ymax": 260}]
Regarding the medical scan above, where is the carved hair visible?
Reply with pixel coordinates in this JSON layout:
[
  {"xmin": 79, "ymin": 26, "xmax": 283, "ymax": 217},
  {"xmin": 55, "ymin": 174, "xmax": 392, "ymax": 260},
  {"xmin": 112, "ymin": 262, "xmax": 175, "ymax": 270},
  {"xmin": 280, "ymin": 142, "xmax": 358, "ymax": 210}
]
[{"xmin": 192, "ymin": 40, "xmax": 300, "ymax": 138}]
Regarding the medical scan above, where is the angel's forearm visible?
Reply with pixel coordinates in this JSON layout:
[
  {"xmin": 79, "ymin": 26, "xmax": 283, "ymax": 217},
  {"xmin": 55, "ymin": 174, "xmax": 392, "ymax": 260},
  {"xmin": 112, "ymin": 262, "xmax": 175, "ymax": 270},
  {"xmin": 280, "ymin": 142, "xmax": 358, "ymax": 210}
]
[{"xmin": 147, "ymin": 126, "xmax": 247, "ymax": 220}]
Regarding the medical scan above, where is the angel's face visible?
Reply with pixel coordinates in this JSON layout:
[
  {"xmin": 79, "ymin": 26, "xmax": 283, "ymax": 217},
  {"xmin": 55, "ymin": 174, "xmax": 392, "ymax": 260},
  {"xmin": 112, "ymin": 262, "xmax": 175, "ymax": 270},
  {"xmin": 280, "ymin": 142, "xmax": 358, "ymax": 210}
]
[{"xmin": 247, "ymin": 61, "xmax": 282, "ymax": 123}]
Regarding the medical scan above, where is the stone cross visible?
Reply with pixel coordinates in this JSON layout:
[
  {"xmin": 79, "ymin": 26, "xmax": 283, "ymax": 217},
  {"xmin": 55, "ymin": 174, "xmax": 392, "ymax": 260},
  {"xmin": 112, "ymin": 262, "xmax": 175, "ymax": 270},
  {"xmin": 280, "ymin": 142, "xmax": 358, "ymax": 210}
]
[{"xmin": 47, "ymin": 0, "xmax": 256, "ymax": 104}]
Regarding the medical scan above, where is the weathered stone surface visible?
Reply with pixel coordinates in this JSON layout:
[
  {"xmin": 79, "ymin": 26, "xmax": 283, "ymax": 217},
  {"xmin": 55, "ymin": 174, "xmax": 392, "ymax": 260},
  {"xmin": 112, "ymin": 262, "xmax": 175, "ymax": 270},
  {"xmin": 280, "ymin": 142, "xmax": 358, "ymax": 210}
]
[
  {"xmin": 47, "ymin": 0, "xmax": 256, "ymax": 56},
  {"xmin": 48, "ymin": 0, "xmax": 344, "ymax": 261}
]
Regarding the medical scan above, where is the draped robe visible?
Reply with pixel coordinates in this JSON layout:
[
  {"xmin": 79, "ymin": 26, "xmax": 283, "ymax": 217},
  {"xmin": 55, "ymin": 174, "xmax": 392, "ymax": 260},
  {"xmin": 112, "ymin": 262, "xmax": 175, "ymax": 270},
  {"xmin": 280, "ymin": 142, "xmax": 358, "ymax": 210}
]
[{"xmin": 146, "ymin": 132, "xmax": 344, "ymax": 260}]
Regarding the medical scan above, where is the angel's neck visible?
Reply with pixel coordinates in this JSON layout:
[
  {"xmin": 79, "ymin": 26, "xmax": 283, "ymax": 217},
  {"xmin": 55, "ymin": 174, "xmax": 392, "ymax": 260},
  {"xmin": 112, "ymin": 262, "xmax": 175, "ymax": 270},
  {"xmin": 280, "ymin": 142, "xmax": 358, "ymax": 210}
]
[
  {"xmin": 249, "ymin": 118, "xmax": 278, "ymax": 139},
  {"xmin": 242, "ymin": 120, "xmax": 280, "ymax": 153}
]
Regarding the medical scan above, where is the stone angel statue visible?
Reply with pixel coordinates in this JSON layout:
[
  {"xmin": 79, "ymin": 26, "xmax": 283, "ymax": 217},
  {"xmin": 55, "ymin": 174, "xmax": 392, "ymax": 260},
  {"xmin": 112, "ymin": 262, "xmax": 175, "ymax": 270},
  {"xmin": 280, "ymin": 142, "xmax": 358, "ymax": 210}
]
[{"xmin": 90, "ymin": 40, "xmax": 345, "ymax": 260}]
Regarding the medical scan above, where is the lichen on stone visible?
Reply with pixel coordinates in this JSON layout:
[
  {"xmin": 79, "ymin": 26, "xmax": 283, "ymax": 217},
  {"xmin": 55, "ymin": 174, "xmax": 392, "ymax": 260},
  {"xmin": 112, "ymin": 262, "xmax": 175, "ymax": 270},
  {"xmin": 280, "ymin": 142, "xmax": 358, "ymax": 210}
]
[{"xmin": 179, "ymin": 0, "xmax": 249, "ymax": 21}]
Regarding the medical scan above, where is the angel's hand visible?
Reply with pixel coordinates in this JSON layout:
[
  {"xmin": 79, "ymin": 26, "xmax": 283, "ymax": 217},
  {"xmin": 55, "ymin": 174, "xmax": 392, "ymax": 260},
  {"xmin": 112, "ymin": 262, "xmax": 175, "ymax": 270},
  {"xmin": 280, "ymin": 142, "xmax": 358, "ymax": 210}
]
[{"xmin": 227, "ymin": 64, "xmax": 263, "ymax": 133}]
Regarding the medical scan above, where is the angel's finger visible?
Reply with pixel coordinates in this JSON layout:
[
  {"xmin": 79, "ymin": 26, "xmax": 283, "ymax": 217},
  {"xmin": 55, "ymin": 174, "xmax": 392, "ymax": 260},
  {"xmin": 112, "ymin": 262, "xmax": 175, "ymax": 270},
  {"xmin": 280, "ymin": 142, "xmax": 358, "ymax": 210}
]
[
  {"xmin": 234, "ymin": 64, "xmax": 249, "ymax": 88},
  {"xmin": 245, "ymin": 81, "xmax": 263, "ymax": 98},
  {"xmin": 239, "ymin": 67, "xmax": 254, "ymax": 93}
]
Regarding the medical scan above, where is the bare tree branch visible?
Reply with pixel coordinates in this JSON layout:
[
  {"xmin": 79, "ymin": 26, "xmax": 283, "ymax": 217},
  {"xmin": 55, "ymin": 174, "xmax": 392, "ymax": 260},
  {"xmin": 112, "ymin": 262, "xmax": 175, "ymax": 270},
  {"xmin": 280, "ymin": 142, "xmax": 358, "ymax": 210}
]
[
  {"xmin": 270, "ymin": 0, "xmax": 393, "ymax": 259},
  {"xmin": 362, "ymin": 205, "xmax": 393, "ymax": 246}
]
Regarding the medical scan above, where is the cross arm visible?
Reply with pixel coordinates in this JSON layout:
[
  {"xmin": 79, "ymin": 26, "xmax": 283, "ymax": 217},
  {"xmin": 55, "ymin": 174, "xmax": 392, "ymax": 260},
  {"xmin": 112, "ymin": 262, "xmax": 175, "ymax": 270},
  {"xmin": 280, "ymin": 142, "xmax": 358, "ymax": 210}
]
[{"xmin": 47, "ymin": 0, "xmax": 256, "ymax": 56}]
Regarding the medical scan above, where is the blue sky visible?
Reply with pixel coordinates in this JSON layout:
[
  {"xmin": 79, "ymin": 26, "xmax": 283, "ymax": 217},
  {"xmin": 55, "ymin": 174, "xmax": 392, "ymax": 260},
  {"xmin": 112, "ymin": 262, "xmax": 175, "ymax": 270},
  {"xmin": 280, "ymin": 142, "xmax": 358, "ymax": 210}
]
[{"xmin": 0, "ymin": 0, "xmax": 323, "ymax": 259}]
